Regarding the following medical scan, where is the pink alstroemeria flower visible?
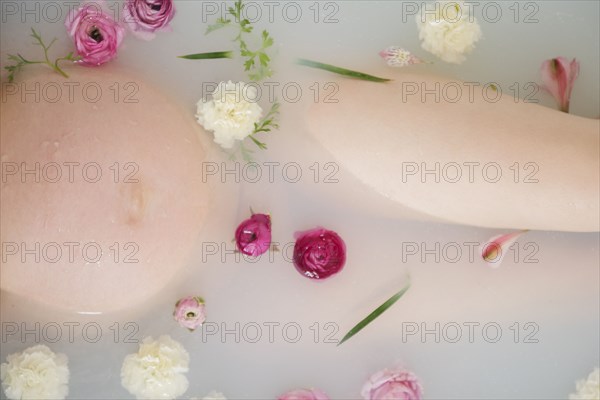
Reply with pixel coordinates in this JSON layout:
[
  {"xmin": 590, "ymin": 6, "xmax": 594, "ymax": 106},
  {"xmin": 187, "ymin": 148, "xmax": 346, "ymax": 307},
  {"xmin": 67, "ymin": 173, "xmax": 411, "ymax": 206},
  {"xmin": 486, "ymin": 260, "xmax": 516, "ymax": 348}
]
[
  {"xmin": 480, "ymin": 230, "xmax": 529, "ymax": 268},
  {"xmin": 540, "ymin": 57, "xmax": 580, "ymax": 113},
  {"xmin": 379, "ymin": 46, "xmax": 428, "ymax": 67},
  {"xmin": 361, "ymin": 367, "xmax": 423, "ymax": 400},
  {"xmin": 65, "ymin": 2, "xmax": 125, "ymax": 66},
  {"xmin": 278, "ymin": 388, "xmax": 330, "ymax": 400},
  {"xmin": 173, "ymin": 296, "xmax": 206, "ymax": 331},
  {"xmin": 123, "ymin": 0, "xmax": 176, "ymax": 40}
]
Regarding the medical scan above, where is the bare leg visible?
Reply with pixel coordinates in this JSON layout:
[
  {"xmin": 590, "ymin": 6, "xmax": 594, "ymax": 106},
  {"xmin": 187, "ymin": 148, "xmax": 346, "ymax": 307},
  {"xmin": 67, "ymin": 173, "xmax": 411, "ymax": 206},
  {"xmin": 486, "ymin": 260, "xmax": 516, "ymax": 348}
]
[{"xmin": 307, "ymin": 74, "xmax": 599, "ymax": 232}]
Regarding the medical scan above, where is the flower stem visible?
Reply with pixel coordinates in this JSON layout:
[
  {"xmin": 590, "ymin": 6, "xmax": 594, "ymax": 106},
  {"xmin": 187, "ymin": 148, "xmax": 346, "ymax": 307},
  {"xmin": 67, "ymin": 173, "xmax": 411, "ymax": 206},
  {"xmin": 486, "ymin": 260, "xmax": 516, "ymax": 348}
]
[
  {"xmin": 4, "ymin": 29, "xmax": 77, "ymax": 82},
  {"xmin": 35, "ymin": 31, "xmax": 70, "ymax": 78}
]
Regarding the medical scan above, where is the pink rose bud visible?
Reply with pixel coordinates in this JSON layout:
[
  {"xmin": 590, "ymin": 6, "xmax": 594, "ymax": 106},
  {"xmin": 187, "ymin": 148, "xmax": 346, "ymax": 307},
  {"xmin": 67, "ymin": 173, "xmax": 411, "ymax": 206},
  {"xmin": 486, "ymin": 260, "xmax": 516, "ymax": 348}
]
[
  {"xmin": 65, "ymin": 2, "xmax": 125, "ymax": 66},
  {"xmin": 123, "ymin": 0, "xmax": 176, "ymax": 40},
  {"xmin": 235, "ymin": 213, "xmax": 272, "ymax": 257},
  {"xmin": 173, "ymin": 296, "xmax": 206, "ymax": 331},
  {"xmin": 540, "ymin": 56, "xmax": 580, "ymax": 113},
  {"xmin": 293, "ymin": 227, "xmax": 346, "ymax": 279},
  {"xmin": 278, "ymin": 389, "xmax": 330, "ymax": 400},
  {"xmin": 361, "ymin": 367, "xmax": 423, "ymax": 400}
]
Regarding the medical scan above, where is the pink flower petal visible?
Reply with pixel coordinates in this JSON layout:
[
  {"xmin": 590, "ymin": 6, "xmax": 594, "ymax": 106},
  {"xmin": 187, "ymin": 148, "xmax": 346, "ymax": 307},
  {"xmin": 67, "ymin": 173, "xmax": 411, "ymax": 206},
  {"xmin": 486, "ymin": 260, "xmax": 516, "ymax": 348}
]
[
  {"xmin": 379, "ymin": 46, "xmax": 428, "ymax": 68},
  {"xmin": 278, "ymin": 388, "xmax": 330, "ymax": 400},
  {"xmin": 540, "ymin": 57, "xmax": 580, "ymax": 113},
  {"xmin": 361, "ymin": 367, "xmax": 423, "ymax": 400},
  {"xmin": 480, "ymin": 230, "xmax": 529, "ymax": 268}
]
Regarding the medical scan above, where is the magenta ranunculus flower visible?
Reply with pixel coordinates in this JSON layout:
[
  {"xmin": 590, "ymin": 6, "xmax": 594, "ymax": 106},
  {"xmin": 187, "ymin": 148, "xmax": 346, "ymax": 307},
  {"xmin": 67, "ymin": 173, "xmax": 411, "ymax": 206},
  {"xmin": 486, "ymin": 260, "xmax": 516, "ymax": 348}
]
[
  {"xmin": 65, "ymin": 2, "xmax": 125, "ymax": 66},
  {"xmin": 540, "ymin": 56, "xmax": 580, "ymax": 113},
  {"xmin": 361, "ymin": 367, "xmax": 423, "ymax": 400},
  {"xmin": 278, "ymin": 388, "xmax": 330, "ymax": 400},
  {"xmin": 123, "ymin": 0, "xmax": 176, "ymax": 40},
  {"xmin": 293, "ymin": 227, "xmax": 346, "ymax": 280},
  {"xmin": 173, "ymin": 296, "xmax": 206, "ymax": 331},
  {"xmin": 235, "ymin": 213, "xmax": 272, "ymax": 257}
]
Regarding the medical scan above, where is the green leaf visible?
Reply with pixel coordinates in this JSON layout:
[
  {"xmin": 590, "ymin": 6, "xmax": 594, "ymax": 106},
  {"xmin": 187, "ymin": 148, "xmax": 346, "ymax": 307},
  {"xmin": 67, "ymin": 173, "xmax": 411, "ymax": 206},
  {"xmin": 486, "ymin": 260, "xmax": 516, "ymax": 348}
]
[
  {"xmin": 244, "ymin": 58, "xmax": 255, "ymax": 71},
  {"xmin": 261, "ymin": 30, "xmax": 274, "ymax": 48},
  {"xmin": 233, "ymin": 0, "xmax": 243, "ymax": 17},
  {"xmin": 203, "ymin": 0, "xmax": 276, "ymax": 82},
  {"xmin": 337, "ymin": 282, "xmax": 411, "ymax": 346},
  {"xmin": 296, "ymin": 58, "xmax": 391, "ymax": 83},
  {"xmin": 249, "ymin": 135, "xmax": 267, "ymax": 150},
  {"xmin": 178, "ymin": 51, "xmax": 233, "ymax": 60},
  {"xmin": 258, "ymin": 52, "xmax": 270, "ymax": 66},
  {"xmin": 205, "ymin": 18, "xmax": 231, "ymax": 34}
]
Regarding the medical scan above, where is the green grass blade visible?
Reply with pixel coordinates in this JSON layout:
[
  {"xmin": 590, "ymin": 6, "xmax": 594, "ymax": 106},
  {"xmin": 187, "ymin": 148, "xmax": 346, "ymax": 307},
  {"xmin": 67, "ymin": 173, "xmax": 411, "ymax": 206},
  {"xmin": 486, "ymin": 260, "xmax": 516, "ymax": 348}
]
[
  {"xmin": 178, "ymin": 51, "xmax": 233, "ymax": 60},
  {"xmin": 337, "ymin": 283, "xmax": 410, "ymax": 346},
  {"xmin": 296, "ymin": 58, "xmax": 391, "ymax": 83}
]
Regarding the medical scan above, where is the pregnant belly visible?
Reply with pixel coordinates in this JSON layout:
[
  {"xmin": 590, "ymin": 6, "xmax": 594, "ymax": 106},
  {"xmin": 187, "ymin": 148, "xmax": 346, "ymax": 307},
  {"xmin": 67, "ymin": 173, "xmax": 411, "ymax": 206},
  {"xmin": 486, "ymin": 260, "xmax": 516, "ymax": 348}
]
[{"xmin": 0, "ymin": 66, "xmax": 210, "ymax": 313}]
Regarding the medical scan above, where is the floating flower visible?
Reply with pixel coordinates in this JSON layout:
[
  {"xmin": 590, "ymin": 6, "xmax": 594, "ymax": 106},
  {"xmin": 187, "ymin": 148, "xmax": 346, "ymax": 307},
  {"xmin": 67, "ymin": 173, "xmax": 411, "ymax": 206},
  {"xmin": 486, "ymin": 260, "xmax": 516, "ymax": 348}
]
[
  {"xmin": 189, "ymin": 391, "xmax": 227, "ymax": 400},
  {"xmin": 293, "ymin": 227, "xmax": 346, "ymax": 279},
  {"xmin": 65, "ymin": 2, "xmax": 125, "ymax": 66},
  {"xmin": 121, "ymin": 335, "xmax": 190, "ymax": 400},
  {"xmin": 174, "ymin": 296, "xmax": 206, "ymax": 331},
  {"xmin": 202, "ymin": 391, "xmax": 227, "ymax": 400},
  {"xmin": 278, "ymin": 388, "xmax": 330, "ymax": 400},
  {"xmin": 235, "ymin": 212, "xmax": 272, "ymax": 257},
  {"xmin": 0, "ymin": 345, "xmax": 69, "ymax": 400},
  {"xmin": 480, "ymin": 230, "xmax": 529, "ymax": 268},
  {"xmin": 123, "ymin": 0, "xmax": 176, "ymax": 40},
  {"xmin": 569, "ymin": 367, "xmax": 600, "ymax": 400},
  {"xmin": 196, "ymin": 81, "xmax": 263, "ymax": 149},
  {"xmin": 379, "ymin": 47, "xmax": 428, "ymax": 67},
  {"xmin": 540, "ymin": 57, "xmax": 580, "ymax": 113},
  {"xmin": 415, "ymin": 0, "xmax": 482, "ymax": 64},
  {"xmin": 361, "ymin": 367, "xmax": 423, "ymax": 400}
]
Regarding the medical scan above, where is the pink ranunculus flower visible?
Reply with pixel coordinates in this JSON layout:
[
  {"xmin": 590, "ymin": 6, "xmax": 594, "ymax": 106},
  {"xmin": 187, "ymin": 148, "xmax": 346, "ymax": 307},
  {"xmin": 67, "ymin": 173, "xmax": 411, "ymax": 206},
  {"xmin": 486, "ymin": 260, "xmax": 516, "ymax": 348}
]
[
  {"xmin": 173, "ymin": 296, "xmax": 206, "ymax": 331},
  {"xmin": 65, "ymin": 2, "xmax": 125, "ymax": 66},
  {"xmin": 540, "ymin": 57, "xmax": 580, "ymax": 113},
  {"xmin": 293, "ymin": 227, "xmax": 346, "ymax": 280},
  {"xmin": 361, "ymin": 367, "xmax": 423, "ymax": 400},
  {"xmin": 278, "ymin": 388, "xmax": 330, "ymax": 400},
  {"xmin": 123, "ymin": 0, "xmax": 176, "ymax": 40},
  {"xmin": 235, "ymin": 213, "xmax": 272, "ymax": 257}
]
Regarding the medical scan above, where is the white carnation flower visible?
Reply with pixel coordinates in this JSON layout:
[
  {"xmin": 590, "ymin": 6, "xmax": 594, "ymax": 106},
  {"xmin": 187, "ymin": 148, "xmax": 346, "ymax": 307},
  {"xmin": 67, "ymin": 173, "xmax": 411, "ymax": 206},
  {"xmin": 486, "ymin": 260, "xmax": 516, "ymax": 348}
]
[
  {"xmin": 196, "ymin": 81, "xmax": 263, "ymax": 149},
  {"xmin": 121, "ymin": 335, "xmax": 190, "ymax": 400},
  {"xmin": 202, "ymin": 391, "xmax": 227, "ymax": 400},
  {"xmin": 416, "ymin": 0, "xmax": 482, "ymax": 64},
  {"xmin": 189, "ymin": 391, "xmax": 227, "ymax": 400},
  {"xmin": 0, "ymin": 345, "xmax": 69, "ymax": 400},
  {"xmin": 570, "ymin": 367, "xmax": 600, "ymax": 400}
]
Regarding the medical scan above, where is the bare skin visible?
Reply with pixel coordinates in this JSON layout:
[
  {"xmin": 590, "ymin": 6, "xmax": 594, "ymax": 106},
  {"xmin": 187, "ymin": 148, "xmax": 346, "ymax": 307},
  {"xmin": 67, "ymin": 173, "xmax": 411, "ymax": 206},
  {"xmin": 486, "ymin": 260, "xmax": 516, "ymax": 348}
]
[
  {"xmin": 0, "ymin": 66, "xmax": 211, "ymax": 312},
  {"xmin": 307, "ymin": 73, "xmax": 599, "ymax": 232}
]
